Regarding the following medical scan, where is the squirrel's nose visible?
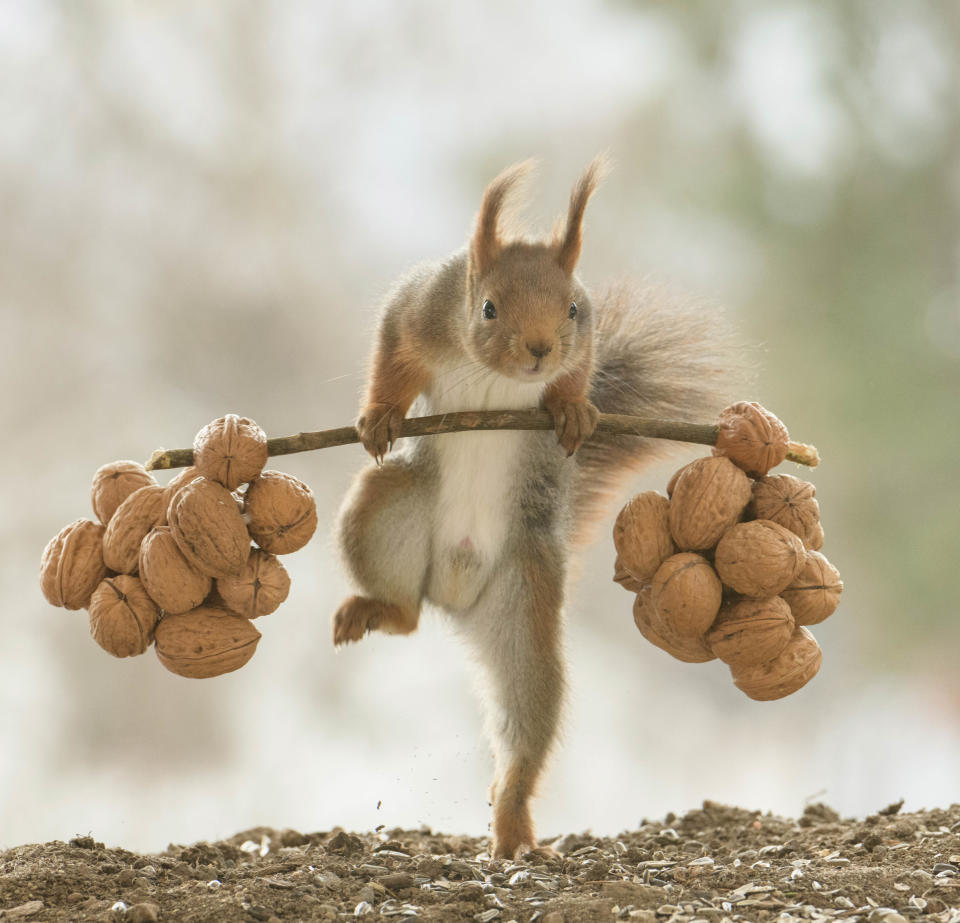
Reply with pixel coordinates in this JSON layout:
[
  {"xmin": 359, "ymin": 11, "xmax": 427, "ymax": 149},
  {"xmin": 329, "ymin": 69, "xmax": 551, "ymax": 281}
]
[{"xmin": 526, "ymin": 341, "xmax": 553, "ymax": 359}]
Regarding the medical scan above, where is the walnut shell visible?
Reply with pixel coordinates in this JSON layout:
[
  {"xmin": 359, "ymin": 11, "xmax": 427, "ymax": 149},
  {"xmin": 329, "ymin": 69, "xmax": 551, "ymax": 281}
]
[
  {"xmin": 665, "ymin": 466, "xmax": 682, "ymax": 499},
  {"xmin": 707, "ymin": 596, "xmax": 795, "ymax": 668},
  {"xmin": 749, "ymin": 474, "xmax": 821, "ymax": 547},
  {"xmin": 781, "ymin": 551, "xmax": 842, "ymax": 626},
  {"xmin": 613, "ymin": 492, "xmax": 675, "ymax": 585},
  {"xmin": 155, "ymin": 606, "xmax": 261, "ymax": 678},
  {"xmin": 101, "ymin": 485, "xmax": 167, "ymax": 575},
  {"xmin": 91, "ymin": 460, "xmax": 157, "ymax": 526},
  {"xmin": 139, "ymin": 526, "xmax": 212, "ymax": 614},
  {"xmin": 40, "ymin": 519, "xmax": 108, "ymax": 610},
  {"xmin": 244, "ymin": 471, "xmax": 318, "ymax": 555},
  {"xmin": 731, "ymin": 626, "xmax": 822, "ymax": 701},
  {"xmin": 88, "ymin": 575, "xmax": 159, "ymax": 657},
  {"xmin": 651, "ymin": 552, "xmax": 723, "ymax": 638},
  {"xmin": 162, "ymin": 466, "xmax": 201, "ymax": 521},
  {"xmin": 668, "ymin": 456, "xmax": 752, "ymax": 552},
  {"xmin": 806, "ymin": 522, "xmax": 825, "ymax": 551},
  {"xmin": 714, "ymin": 520, "xmax": 806, "ymax": 598},
  {"xmin": 215, "ymin": 548, "xmax": 291, "ymax": 619},
  {"xmin": 613, "ymin": 554, "xmax": 645, "ymax": 594},
  {"xmin": 633, "ymin": 586, "xmax": 716, "ymax": 663},
  {"xmin": 169, "ymin": 477, "xmax": 250, "ymax": 578},
  {"xmin": 713, "ymin": 401, "xmax": 789, "ymax": 478},
  {"xmin": 193, "ymin": 414, "xmax": 269, "ymax": 491}
]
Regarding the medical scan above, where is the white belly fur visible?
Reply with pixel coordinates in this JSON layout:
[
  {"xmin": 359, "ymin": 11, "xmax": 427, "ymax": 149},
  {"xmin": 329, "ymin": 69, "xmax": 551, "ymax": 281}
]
[{"xmin": 423, "ymin": 364, "xmax": 545, "ymax": 612}]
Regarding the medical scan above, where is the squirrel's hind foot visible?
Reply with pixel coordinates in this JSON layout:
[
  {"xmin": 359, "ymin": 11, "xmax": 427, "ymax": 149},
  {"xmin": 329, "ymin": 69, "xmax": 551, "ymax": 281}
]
[{"xmin": 332, "ymin": 595, "xmax": 419, "ymax": 646}]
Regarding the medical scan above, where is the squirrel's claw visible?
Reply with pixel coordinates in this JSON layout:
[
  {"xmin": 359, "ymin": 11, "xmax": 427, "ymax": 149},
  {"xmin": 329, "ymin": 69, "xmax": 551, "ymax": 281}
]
[
  {"xmin": 357, "ymin": 402, "xmax": 405, "ymax": 461},
  {"xmin": 549, "ymin": 398, "xmax": 599, "ymax": 456}
]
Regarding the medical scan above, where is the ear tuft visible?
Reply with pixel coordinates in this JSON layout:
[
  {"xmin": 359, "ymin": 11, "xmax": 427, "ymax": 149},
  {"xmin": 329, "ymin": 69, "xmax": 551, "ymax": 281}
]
[
  {"xmin": 558, "ymin": 154, "xmax": 609, "ymax": 275},
  {"xmin": 470, "ymin": 159, "xmax": 536, "ymax": 278}
]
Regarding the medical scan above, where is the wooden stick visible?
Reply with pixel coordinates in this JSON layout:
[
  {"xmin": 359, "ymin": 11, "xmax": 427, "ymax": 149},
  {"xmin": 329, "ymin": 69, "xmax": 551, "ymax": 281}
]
[{"xmin": 145, "ymin": 409, "xmax": 819, "ymax": 472}]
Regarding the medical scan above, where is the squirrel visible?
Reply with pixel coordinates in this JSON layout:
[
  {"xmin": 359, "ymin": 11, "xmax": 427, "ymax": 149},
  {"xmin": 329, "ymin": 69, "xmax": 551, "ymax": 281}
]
[{"xmin": 333, "ymin": 158, "xmax": 736, "ymax": 859}]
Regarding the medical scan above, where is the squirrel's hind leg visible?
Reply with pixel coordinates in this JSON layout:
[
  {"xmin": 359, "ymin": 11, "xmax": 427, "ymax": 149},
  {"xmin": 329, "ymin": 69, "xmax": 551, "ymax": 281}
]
[
  {"xmin": 459, "ymin": 537, "xmax": 566, "ymax": 859},
  {"xmin": 335, "ymin": 457, "xmax": 431, "ymax": 646}
]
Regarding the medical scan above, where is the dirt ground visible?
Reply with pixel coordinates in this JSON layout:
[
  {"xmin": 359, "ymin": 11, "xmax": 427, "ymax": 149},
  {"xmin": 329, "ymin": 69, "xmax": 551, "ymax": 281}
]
[{"xmin": 2, "ymin": 802, "xmax": 959, "ymax": 922}]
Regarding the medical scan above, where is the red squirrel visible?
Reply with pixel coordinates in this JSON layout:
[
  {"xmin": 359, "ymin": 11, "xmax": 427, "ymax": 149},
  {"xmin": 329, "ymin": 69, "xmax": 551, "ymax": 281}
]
[{"xmin": 334, "ymin": 158, "xmax": 735, "ymax": 858}]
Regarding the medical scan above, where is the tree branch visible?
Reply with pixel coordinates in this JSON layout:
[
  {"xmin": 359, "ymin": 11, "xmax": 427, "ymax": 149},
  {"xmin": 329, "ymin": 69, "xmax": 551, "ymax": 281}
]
[{"xmin": 145, "ymin": 409, "xmax": 818, "ymax": 471}]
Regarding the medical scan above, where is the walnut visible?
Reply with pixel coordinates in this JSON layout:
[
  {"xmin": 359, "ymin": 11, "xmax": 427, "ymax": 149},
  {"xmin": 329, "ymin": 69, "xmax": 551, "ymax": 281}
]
[
  {"xmin": 613, "ymin": 492, "xmax": 675, "ymax": 585},
  {"xmin": 713, "ymin": 401, "xmax": 789, "ymax": 477},
  {"xmin": 665, "ymin": 466, "xmax": 681, "ymax": 499},
  {"xmin": 168, "ymin": 477, "xmax": 250, "ymax": 578},
  {"xmin": 40, "ymin": 519, "xmax": 108, "ymax": 610},
  {"xmin": 101, "ymin": 485, "xmax": 167, "ymax": 575},
  {"xmin": 633, "ymin": 586, "xmax": 715, "ymax": 663},
  {"xmin": 88, "ymin": 575, "xmax": 159, "ymax": 657},
  {"xmin": 154, "ymin": 606, "xmax": 261, "ymax": 678},
  {"xmin": 162, "ymin": 465, "xmax": 201, "ymax": 521},
  {"xmin": 216, "ymin": 548, "xmax": 290, "ymax": 619},
  {"xmin": 731, "ymin": 626, "xmax": 822, "ymax": 701},
  {"xmin": 807, "ymin": 522, "xmax": 825, "ymax": 551},
  {"xmin": 91, "ymin": 460, "xmax": 156, "ymax": 525},
  {"xmin": 781, "ymin": 551, "xmax": 842, "ymax": 626},
  {"xmin": 651, "ymin": 553, "xmax": 723, "ymax": 639},
  {"xmin": 714, "ymin": 520, "xmax": 806, "ymax": 598},
  {"xmin": 193, "ymin": 414, "xmax": 269, "ymax": 491},
  {"xmin": 707, "ymin": 597, "xmax": 795, "ymax": 668},
  {"xmin": 668, "ymin": 456, "xmax": 752, "ymax": 552},
  {"xmin": 749, "ymin": 474, "xmax": 820, "ymax": 547},
  {"xmin": 244, "ymin": 471, "xmax": 318, "ymax": 555},
  {"xmin": 613, "ymin": 554, "xmax": 645, "ymax": 594},
  {"xmin": 139, "ymin": 526, "xmax": 212, "ymax": 614}
]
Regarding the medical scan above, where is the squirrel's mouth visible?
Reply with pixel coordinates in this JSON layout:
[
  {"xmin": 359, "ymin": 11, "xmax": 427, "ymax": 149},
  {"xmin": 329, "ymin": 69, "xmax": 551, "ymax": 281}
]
[{"xmin": 500, "ymin": 355, "xmax": 556, "ymax": 382}]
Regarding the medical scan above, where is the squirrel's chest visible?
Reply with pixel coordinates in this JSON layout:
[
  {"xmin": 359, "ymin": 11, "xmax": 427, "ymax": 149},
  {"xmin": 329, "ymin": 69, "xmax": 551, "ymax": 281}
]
[{"xmin": 420, "ymin": 366, "xmax": 544, "ymax": 608}]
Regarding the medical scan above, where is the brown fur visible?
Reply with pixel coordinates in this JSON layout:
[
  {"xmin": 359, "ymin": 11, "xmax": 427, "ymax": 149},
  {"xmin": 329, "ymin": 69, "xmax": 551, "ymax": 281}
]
[
  {"xmin": 557, "ymin": 155, "xmax": 607, "ymax": 275},
  {"xmin": 469, "ymin": 160, "xmax": 535, "ymax": 281},
  {"xmin": 333, "ymin": 596, "xmax": 419, "ymax": 645}
]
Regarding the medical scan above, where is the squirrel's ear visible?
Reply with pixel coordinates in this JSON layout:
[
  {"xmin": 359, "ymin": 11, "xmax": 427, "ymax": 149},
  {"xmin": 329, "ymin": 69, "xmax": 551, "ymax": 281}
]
[
  {"xmin": 470, "ymin": 160, "xmax": 535, "ymax": 278},
  {"xmin": 557, "ymin": 155, "xmax": 608, "ymax": 275}
]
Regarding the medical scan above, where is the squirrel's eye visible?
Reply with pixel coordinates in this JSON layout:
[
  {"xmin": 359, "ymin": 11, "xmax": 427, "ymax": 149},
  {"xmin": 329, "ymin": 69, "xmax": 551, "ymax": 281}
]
[
  {"xmin": 482, "ymin": 300, "xmax": 497, "ymax": 320},
  {"xmin": 569, "ymin": 302, "xmax": 578, "ymax": 319}
]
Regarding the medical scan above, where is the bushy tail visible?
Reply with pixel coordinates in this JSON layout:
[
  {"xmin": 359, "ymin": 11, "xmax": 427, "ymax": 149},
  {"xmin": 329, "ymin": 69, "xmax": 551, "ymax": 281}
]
[{"xmin": 574, "ymin": 280, "xmax": 748, "ymax": 542}]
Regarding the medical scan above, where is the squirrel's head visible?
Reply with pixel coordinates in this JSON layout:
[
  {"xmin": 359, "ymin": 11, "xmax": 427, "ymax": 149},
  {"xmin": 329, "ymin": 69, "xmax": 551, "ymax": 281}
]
[{"xmin": 465, "ymin": 158, "xmax": 606, "ymax": 383}]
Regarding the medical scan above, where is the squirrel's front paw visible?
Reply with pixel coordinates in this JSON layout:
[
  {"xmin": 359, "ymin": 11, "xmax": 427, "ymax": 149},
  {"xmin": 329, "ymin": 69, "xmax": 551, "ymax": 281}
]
[
  {"xmin": 548, "ymin": 398, "xmax": 599, "ymax": 456},
  {"xmin": 356, "ymin": 402, "xmax": 405, "ymax": 463}
]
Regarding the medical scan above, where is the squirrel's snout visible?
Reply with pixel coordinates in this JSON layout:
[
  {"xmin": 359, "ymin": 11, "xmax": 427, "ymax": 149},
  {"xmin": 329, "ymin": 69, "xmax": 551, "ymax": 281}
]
[{"xmin": 526, "ymin": 341, "xmax": 553, "ymax": 359}]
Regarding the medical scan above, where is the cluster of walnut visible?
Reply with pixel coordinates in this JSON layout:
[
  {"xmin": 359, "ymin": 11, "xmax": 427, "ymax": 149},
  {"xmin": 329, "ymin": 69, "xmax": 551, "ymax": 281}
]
[
  {"xmin": 39, "ymin": 415, "xmax": 318, "ymax": 679},
  {"xmin": 613, "ymin": 402, "xmax": 842, "ymax": 701}
]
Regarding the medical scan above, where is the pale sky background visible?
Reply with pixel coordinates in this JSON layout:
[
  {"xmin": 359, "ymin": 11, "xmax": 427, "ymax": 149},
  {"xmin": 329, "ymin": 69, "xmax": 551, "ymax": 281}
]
[{"xmin": 3, "ymin": 0, "xmax": 959, "ymax": 851}]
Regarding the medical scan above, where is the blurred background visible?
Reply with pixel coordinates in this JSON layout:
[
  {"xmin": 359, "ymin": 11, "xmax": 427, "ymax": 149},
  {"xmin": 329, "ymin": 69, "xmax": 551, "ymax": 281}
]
[{"xmin": 3, "ymin": 0, "xmax": 959, "ymax": 852}]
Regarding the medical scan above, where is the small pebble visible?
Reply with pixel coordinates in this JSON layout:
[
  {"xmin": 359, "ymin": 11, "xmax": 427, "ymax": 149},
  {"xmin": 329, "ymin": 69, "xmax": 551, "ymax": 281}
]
[
  {"xmin": 3, "ymin": 902, "xmax": 45, "ymax": 919},
  {"xmin": 129, "ymin": 903, "xmax": 161, "ymax": 923},
  {"xmin": 379, "ymin": 871, "xmax": 414, "ymax": 890}
]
